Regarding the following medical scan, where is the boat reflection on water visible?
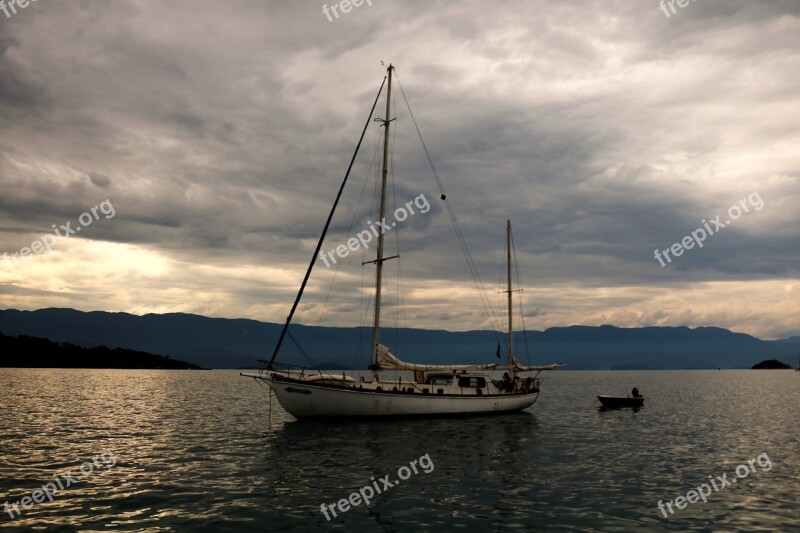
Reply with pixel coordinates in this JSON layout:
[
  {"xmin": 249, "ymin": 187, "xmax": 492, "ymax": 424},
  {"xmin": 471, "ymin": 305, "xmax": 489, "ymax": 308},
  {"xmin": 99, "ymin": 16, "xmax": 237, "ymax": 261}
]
[{"xmin": 258, "ymin": 410, "xmax": 541, "ymax": 485}]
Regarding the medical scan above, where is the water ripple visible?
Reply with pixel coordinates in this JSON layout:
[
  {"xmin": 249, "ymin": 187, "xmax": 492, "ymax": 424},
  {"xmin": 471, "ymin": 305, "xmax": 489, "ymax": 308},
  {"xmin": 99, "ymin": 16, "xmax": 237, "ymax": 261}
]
[{"xmin": 0, "ymin": 368, "xmax": 797, "ymax": 531}]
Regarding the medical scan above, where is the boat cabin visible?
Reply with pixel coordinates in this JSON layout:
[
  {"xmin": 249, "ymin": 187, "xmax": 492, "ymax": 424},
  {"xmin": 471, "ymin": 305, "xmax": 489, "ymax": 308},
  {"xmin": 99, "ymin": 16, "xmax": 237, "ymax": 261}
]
[
  {"xmin": 424, "ymin": 373, "xmax": 487, "ymax": 388},
  {"xmin": 424, "ymin": 373, "xmax": 454, "ymax": 385},
  {"xmin": 457, "ymin": 376, "xmax": 487, "ymax": 388}
]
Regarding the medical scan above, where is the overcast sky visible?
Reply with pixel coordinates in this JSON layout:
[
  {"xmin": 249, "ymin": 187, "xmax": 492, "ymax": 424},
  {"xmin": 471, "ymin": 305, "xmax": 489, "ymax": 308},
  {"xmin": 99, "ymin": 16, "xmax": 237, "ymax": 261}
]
[{"xmin": 1, "ymin": 0, "xmax": 798, "ymax": 340}]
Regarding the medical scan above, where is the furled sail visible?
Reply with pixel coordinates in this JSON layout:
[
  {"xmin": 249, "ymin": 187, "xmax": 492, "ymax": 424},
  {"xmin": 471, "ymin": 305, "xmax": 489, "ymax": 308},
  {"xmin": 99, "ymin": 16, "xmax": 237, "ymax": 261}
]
[
  {"xmin": 510, "ymin": 355, "xmax": 565, "ymax": 372},
  {"xmin": 375, "ymin": 344, "xmax": 498, "ymax": 371}
]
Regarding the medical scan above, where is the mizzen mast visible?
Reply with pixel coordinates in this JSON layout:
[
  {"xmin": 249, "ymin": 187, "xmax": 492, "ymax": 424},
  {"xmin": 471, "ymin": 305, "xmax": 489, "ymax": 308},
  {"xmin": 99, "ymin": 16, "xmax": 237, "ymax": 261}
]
[
  {"xmin": 504, "ymin": 220, "xmax": 523, "ymax": 379},
  {"xmin": 507, "ymin": 220, "xmax": 515, "ymax": 379}
]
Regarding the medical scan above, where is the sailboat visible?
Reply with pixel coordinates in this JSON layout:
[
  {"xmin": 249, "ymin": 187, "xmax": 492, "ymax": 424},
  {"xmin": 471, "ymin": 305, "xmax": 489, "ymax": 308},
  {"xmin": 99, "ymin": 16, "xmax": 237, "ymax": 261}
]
[{"xmin": 242, "ymin": 65, "xmax": 563, "ymax": 418}]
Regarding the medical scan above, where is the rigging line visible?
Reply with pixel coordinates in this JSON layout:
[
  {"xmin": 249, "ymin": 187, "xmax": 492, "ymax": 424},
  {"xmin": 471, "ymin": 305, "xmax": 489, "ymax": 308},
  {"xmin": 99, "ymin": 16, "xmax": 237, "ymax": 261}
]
[
  {"xmin": 355, "ymin": 224, "xmax": 369, "ymax": 368},
  {"xmin": 382, "ymin": 285, "xmax": 396, "ymax": 341},
  {"xmin": 354, "ymin": 120, "xmax": 383, "ymax": 369},
  {"xmin": 357, "ymin": 121, "xmax": 383, "ymax": 369},
  {"xmin": 316, "ymin": 122, "xmax": 380, "ymax": 329},
  {"xmin": 317, "ymin": 151, "xmax": 374, "ymax": 365},
  {"xmin": 355, "ymin": 120, "xmax": 383, "ymax": 369},
  {"xmin": 267, "ymin": 75, "xmax": 387, "ymax": 368},
  {"xmin": 387, "ymin": 120, "xmax": 403, "ymax": 338},
  {"xmin": 355, "ymin": 249, "xmax": 372, "ymax": 369},
  {"xmin": 498, "ymin": 225, "xmax": 510, "ymax": 355},
  {"xmin": 393, "ymin": 70, "xmax": 503, "ymax": 336},
  {"xmin": 314, "ymin": 240, "xmax": 347, "ymax": 337},
  {"xmin": 394, "ymin": 70, "xmax": 505, "ymax": 349},
  {"xmin": 394, "ymin": 220, "xmax": 406, "ymax": 332},
  {"xmin": 286, "ymin": 328, "xmax": 319, "ymax": 369},
  {"xmin": 360, "ymin": 115, "xmax": 384, "ymax": 366},
  {"xmin": 355, "ymin": 264, "xmax": 366, "ymax": 370},
  {"xmin": 348, "ymin": 143, "xmax": 378, "ymax": 367},
  {"xmin": 518, "ymin": 289, "xmax": 531, "ymax": 365},
  {"xmin": 388, "ymin": 115, "xmax": 407, "ymax": 331},
  {"xmin": 510, "ymin": 228, "xmax": 532, "ymax": 365}
]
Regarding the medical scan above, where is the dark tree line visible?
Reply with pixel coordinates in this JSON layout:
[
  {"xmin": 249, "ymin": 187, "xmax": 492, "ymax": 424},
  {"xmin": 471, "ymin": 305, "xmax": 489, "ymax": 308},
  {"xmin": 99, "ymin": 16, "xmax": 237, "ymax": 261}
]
[{"xmin": 0, "ymin": 332, "xmax": 204, "ymax": 369}]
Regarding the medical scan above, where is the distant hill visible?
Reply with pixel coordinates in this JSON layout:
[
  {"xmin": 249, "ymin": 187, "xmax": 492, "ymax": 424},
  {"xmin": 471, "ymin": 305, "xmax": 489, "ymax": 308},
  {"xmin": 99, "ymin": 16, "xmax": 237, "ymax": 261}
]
[
  {"xmin": 0, "ymin": 332, "xmax": 204, "ymax": 369},
  {"xmin": 751, "ymin": 359, "xmax": 792, "ymax": 370},
  {"xmin": 0, "ymin": 308, "xmax": 797, "ymax": 370}
]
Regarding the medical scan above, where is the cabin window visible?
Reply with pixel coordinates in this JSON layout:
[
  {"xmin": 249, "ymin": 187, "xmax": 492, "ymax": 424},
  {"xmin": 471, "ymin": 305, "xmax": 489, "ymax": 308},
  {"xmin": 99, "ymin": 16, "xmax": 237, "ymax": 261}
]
[
  {"xmin": 426, "ymin": 376, "xmax": 453, "ymax": 385},
  {"xmin": 458, "ymin": 377, "xmax": 487, "ymax": 388}
]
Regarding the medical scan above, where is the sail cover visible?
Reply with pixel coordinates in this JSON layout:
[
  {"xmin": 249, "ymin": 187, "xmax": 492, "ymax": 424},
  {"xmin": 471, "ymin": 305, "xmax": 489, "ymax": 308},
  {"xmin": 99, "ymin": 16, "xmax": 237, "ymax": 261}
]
[
  {"xmin": 510, "ymin": 355, "xmax": 565, "ymax": 372},
  {"xmin": 375, "ymin": 344, "xmax": 498, "ymax": 371}
]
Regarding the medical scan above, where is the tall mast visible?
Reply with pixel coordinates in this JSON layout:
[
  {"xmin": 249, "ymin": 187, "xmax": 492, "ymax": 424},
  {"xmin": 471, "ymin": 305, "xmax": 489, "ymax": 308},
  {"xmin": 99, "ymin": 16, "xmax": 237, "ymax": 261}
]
[
  {"xmin": 371, "ymin": 64, "xmax": 393, "ymax": 370},
  {"xmin": 507, "ymin": 219, "xmax": 515, "ymax": 379}
]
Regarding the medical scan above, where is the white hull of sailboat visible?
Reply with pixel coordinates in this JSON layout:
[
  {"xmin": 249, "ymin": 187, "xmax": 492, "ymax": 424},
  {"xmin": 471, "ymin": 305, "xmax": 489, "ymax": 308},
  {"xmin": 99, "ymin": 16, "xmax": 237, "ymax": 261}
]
[{"xmin": 246, "ymin": 374, "xmax": 540, "ymax": 418}]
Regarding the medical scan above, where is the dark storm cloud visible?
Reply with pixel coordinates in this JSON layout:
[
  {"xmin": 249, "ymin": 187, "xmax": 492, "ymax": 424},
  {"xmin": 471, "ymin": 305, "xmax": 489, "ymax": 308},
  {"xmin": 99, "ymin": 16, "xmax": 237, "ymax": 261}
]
[
  {"xmin": 0, "ymin": 26, "xmax": 50, "ymax": 116},
  {"xmin": 88, "ymin": 172, "xmax": 111, "ymax": 188},
  {"xmin": 0, "ymin": 0, "xmax": 797, "ymax": 337}
]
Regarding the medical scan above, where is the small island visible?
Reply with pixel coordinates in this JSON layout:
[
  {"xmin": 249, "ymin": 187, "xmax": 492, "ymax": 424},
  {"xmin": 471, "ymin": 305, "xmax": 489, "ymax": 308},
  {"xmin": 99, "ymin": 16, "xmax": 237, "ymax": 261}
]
[
  {"xmin": 751, "ymin": 359, "xmax": 792, "ymax": 370},
  {"xmin": 0, "ymin": 332, "xmax": 204, "ymax": 369}
]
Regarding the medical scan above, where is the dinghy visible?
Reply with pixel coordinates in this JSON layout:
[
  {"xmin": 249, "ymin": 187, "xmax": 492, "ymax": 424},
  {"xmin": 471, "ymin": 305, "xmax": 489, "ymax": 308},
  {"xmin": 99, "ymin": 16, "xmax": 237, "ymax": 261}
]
[{"xmin": 597, "ymin": 395, "xmax": 644, "ymax": 408}]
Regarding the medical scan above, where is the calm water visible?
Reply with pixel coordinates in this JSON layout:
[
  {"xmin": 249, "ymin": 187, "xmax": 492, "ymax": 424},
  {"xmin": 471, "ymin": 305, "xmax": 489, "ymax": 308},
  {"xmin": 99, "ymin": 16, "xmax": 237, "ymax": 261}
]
[{"xmin": 0, "ymin": 368, "xmax": 797, "ymax": 532}]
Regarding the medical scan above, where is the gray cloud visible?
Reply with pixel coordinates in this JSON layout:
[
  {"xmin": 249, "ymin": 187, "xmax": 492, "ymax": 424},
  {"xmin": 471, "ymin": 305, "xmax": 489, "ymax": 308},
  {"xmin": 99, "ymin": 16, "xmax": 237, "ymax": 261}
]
[
  {"xmin": 0, "ymin": 0, "xmax": 797, "ymax": 339},
  {"xmin": 88, "ymin": 172, "xmax": 111, "ymax": 188}
]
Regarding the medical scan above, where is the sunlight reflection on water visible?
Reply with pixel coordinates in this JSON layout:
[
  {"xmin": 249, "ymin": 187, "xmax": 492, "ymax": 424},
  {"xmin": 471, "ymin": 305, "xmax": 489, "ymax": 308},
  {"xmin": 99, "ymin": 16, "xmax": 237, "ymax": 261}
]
[{"xmin": 1, "ymin": 368, "xmax": 797, "ymax": 531}]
